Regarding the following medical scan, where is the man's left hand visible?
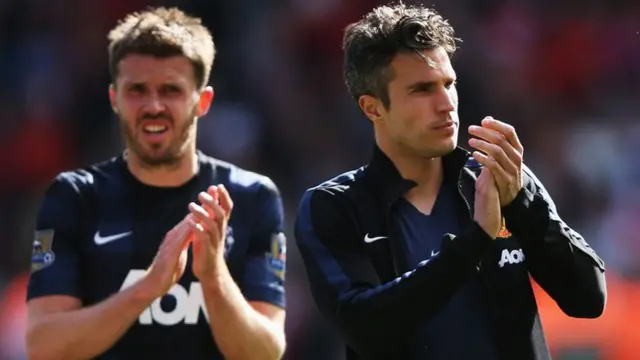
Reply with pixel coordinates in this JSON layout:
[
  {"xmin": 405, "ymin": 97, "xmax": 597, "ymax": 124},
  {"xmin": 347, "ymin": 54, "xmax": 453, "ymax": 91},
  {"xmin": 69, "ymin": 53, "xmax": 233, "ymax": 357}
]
[
  {"xmin": 188, "ymin": 184, "xmax": 234, "ymax": 283},
  {"xmin": 468, "ymin": 117, "xmax": 524, "ymax": 207}
]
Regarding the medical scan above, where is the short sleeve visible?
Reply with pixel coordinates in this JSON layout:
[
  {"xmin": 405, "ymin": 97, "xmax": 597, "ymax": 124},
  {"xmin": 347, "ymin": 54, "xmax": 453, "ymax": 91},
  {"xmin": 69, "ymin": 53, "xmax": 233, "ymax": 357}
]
[
  {"xmin": 240, "ymin": 178, "xmax": 286, "ymax": 309},
  {"xmin": 27, "ymin": 174, "xmax": 83, "ymax": 301}
]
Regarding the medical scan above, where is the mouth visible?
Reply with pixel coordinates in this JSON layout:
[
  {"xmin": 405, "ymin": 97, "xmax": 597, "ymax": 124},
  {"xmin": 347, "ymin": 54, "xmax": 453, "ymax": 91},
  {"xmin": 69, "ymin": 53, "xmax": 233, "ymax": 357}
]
[
  {"xmin": 141, "ymin": 120, "xmax": 170, "ymax": 136},
  {"xmin": 138, "ymin": 120, "xmax": 172, "ymax": 145},
  {"xmin": 143, "ymin": 124, "xmax": 168, "ymax": 135},
  {"xmin": 431, "ymin": 121, "xmax": 456, "ymax": 130}
]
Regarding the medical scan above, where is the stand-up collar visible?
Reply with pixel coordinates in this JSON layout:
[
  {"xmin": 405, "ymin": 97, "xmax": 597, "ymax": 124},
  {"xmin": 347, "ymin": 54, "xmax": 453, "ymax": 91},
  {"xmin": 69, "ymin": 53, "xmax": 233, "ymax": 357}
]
[{"xmin": 364, "ymin": 144, "xmax": 471, "ymax": 205}]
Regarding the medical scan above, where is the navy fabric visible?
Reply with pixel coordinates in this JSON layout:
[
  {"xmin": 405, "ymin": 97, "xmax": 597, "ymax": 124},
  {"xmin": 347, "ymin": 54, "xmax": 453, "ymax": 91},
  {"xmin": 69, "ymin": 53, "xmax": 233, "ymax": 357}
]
[
  {"xmin": 390, "ymin": 183, "xmax": 498, "ymax": 360},
  {"xmin": 27, "ymin": 151, "xmax": 285, "ymax": 359}
]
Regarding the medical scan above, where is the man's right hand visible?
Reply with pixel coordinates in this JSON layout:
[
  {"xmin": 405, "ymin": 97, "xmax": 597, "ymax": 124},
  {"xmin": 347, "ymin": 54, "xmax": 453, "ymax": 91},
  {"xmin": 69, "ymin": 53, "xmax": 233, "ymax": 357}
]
[
  {"xmin": 474, "ymin": 167, "xmax": 502, "ymax": 239},
  {"xmin": 137, "ymin": 215, "xmax": 193, "ymax": 300}
]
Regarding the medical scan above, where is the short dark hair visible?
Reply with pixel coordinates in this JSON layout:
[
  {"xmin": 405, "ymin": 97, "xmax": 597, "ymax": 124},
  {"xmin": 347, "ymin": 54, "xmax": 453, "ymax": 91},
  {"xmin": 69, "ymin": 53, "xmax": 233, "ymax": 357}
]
[
  {"xmin": 107, "ymin": 7, "xmax": 215, "ymax": 89},
  {"xmin": 343, "ymin": 3, "xmax": 460, "ymax": 108}
]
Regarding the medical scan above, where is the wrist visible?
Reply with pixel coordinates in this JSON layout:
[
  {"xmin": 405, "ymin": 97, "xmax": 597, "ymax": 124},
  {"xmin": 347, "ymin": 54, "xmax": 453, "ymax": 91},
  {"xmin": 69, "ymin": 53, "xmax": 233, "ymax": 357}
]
[
  {"xmin": 502, "ymin": 188, "xmax": 537, "ymax": 233},
  {"xmin": 199, "ymin": 255, "xmax": 228, "ymax": 292},
  {"xmin": 131, "ymin": 275, "xmax": 162, "ymax": 304},
  {"xmin": 502, "ymin": 188, "xmax": 533, "ymax": 215}
]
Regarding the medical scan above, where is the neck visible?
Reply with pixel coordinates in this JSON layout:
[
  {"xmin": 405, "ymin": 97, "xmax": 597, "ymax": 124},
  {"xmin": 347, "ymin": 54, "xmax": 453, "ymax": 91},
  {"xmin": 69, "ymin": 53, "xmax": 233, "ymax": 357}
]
[
  {"xmin": 376, "ymin": 134, "xmax": 444, "ymax": 213},
  {"xmin": 126, "ymin": 149, "xmax": 199, "ymax": 187},
  {"xmin": 389, "ymin": 147, "xmax": 443, "ymax": 198}
]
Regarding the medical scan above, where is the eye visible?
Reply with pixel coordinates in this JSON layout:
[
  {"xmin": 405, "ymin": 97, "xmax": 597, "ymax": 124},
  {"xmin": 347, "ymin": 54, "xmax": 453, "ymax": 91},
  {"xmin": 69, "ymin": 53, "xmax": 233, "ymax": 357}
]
[
  {"xmin": 445, "ymin": 79, "xmax": 457, "ymax": 89},
  {"xmin": 162, "ymin": 84, "xmax": 182, "ymax": 94},
  {"xmin": 410, "ymin": 83, "xmax": 434, "ymax": 93},
  {"xmin": 129, "ymin": 84, "xmax": 145, "ymax": 93}
]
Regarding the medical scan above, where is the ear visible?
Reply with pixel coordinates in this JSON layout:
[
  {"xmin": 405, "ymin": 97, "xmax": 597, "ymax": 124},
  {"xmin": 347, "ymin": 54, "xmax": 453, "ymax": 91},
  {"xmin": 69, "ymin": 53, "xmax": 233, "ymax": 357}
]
[
  {"xmin": 358, "ymin": 94, "xmax": 385, "ymax": 124},
  {"xmin": 195, "ymin": 86, "xmax": 215, "ymax": 117},
  {"xmin": 108, "ymin": 84, "xmax": 118, "ymax": 114}
]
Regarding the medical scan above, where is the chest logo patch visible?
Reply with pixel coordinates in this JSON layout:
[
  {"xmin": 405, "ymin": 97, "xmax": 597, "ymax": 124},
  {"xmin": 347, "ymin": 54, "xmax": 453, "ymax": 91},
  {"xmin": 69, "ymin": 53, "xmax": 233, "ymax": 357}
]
[{"xmin": 497, "ymin": 217, "xmax": 512, "ymax": 238}]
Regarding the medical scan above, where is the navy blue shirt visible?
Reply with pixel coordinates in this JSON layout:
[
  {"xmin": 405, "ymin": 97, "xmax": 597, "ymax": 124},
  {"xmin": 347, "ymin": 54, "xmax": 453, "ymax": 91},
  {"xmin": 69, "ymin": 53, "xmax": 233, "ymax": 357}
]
[
  {"xmin": 391, "ymin": 182, "xmax": 498, "ymax": 360},
  {"xmin": 27, "ymin": 151, "xmax": 286, "ymax": 359}
]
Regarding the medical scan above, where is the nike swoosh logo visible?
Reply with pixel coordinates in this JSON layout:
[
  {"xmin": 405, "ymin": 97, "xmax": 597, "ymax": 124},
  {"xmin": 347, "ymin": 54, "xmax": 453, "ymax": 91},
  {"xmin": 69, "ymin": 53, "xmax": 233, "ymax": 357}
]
[
  {"xmin": 364, "ymin": 233, "xmax": 387, "ymax": 243},
  {"xmin": 94, "ymin": 231, "xmax": 132, "ymax": 245}
]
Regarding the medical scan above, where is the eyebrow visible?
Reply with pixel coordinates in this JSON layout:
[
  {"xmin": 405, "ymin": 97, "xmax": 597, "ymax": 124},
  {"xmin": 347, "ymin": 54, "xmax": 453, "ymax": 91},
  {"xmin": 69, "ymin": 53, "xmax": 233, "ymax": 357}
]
[
  {"xmin": 123, "ymin": 80, "xmax": 184, "ymax": 87},
  {"xmin": 406, "ymin": 77, "xmax": 456, "ymax": 91},
  {"xmin": 126, "ymin": 81, "xmax": 146, "ymax": 87},
  {"xmin": 406, "ymin": 81, "xmax": 436, "ymax": 91}
]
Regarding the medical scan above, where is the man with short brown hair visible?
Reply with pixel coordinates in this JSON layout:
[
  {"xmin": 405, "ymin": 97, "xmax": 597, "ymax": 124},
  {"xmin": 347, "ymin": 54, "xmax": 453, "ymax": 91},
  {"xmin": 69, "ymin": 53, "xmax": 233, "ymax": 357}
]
[{"xmin": 25, "ymin": 7, "xmax": 287, "ymax": 360}]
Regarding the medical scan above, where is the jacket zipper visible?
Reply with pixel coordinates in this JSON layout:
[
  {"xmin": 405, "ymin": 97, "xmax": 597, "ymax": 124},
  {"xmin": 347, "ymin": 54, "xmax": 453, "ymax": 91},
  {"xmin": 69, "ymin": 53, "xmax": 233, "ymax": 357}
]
[
  {"xmin": 457, "ymin": 170, "xmax": 472, "ymax": 216},
  {"xmin": 457, "ymin": 170, "xmax": 483, "ymax": 269}
]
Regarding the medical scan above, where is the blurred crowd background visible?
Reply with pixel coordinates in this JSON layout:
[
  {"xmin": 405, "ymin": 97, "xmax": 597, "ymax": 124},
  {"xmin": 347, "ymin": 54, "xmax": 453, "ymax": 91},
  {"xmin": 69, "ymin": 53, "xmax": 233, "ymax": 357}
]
[{"xmin": 0, "ymin": 0, "xmax": 638, "ymax": 359}]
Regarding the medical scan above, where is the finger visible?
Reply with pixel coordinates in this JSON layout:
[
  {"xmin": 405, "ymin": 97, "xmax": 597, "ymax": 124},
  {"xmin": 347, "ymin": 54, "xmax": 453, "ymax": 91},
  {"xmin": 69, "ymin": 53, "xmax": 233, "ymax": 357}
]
[
  {"xmin": 204, "ymin": 186, "xmax": 220, "ymax": 218},
  {"xmin": 181, "ymin": 219, "xmax": 196, "ymax": 252},
  {"xmin": 472, "ymin": 151, "xmax": 511, "ymax": 188},
  {"xmin": 188, "ymin": 217, "xmax": 211, "ymax": 247},
  {"xmin": 188, "ymin": 217, "xmax": 206, "ymax": 237},
  {"xmin": 188, "ymin": 217, "xmax": 206, "ymax": 233},
  {"xmin": 181, "ymin": 234, "xmax": 193, "ymax": 252},
  {"xmin": 198, "ymin": 191, "xmax": 225, "ymax": 221},
  {"xmin": 480, "ymin": 117, "xmax": 523, "ymax": 154},
  {"xmin": 468, "ymin": 125, "xmax": 522, "ymax": 165},
  {"xmin": 166, "ymin": 215, "xmax": 190, "ymax": 237},
  {"xmin": 217, "ymin": 184, "xmax": 233, "ymax": 214},
  {"xmin": 188, "ymin": 202, "xmax": 217, "ymax": 231},
  {"xmin": 155, "ymin": 220, "xmax": 192, "ymax": 269},
  {"xmin": 207, "ymin": 185, "xmax": 219, "ymax": 202},
  {"xmin": 197, "ymin": 190, "xmax": 218, "ymax": 222},
  {"xmin": 161, "ymin": 215, "xmax": 192, "ymax": 252},
  {"xmin": 468, "ymin": 138, "xmax": 519, "ymax": 176}
]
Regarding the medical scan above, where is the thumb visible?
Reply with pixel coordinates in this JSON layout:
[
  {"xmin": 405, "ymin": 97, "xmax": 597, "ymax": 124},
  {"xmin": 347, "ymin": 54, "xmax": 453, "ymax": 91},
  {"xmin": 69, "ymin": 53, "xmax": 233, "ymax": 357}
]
[
  {"xmin": 191, "ymin": 232, "xmax": 202, "ymax": 255},
  {"xmin": 181, "ymin": 231, "xmax": 194, "ymax": 252},
  {"xmin": 170, "ymin": 216, "xmax": 193, "ymax": 255},
  {"xmin": 478, "ymin": 167, "xmax": 489, "ymax": 180},
  {"xmin": 481, "ymin": 167, "xmax": 497, "ymax": 182}
]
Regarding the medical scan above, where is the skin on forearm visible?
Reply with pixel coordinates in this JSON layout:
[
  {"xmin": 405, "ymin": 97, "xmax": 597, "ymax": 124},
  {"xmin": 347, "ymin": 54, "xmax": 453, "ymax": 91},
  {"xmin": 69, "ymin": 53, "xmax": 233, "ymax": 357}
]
[
  {"xmin": 27, "ymin": 281, "xmax": 155, "ymax": 360},
  {"xmin": 202, "ymin": 261, "xmax": 286, "ymax": 360}
]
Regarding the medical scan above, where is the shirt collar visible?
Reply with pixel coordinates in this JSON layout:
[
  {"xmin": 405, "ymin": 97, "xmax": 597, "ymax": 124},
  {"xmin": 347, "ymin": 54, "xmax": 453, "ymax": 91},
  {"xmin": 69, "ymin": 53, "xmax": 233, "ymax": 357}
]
[{"xmin": 364, "ymin": 144, "xmax": 471, "ymax": 205}]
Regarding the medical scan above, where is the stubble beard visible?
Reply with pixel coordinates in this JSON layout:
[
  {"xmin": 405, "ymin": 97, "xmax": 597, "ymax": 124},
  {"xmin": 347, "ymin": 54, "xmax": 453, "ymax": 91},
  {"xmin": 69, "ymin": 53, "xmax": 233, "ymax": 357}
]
[{"xmin": 120, "ymin": 109, "xmax": 197, "ymax": 170}]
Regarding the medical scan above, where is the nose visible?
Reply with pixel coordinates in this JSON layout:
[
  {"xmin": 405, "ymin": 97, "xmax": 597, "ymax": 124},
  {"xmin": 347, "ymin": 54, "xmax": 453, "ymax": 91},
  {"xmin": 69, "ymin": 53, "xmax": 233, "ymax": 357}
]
[
  {"xmin": 436, "ymin": 87, "xmax": 456, "ymax": 114},
  {"xmin": 143, "ymin": 92, "xmax": 165, "ymax": 115}
]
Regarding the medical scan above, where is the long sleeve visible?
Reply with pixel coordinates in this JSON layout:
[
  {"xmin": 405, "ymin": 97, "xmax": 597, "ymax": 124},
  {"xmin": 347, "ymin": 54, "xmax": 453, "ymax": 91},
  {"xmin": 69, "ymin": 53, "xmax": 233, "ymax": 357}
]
[
  {"xmin": 503, "ymin": 165, "xmax": 606, "ymax": 318},
  {"xmin": 295, "ymin": 187, "xmax": 493, "ymax": 358}
]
